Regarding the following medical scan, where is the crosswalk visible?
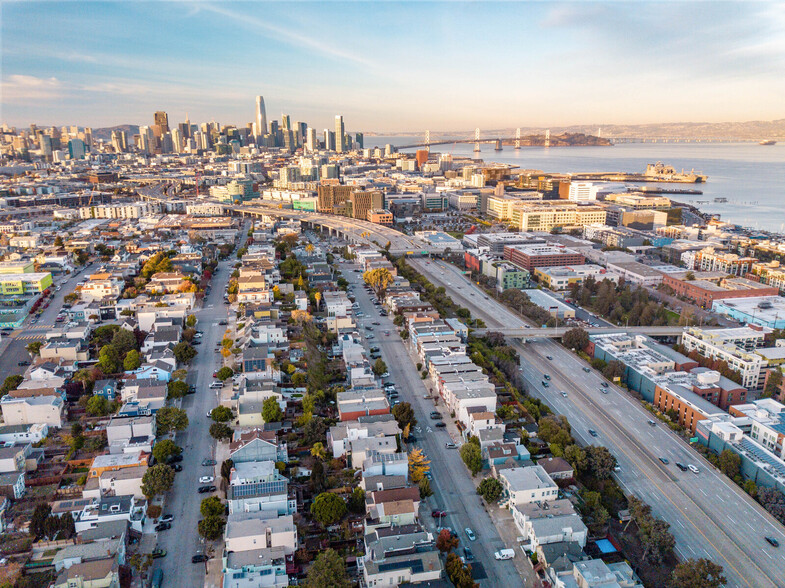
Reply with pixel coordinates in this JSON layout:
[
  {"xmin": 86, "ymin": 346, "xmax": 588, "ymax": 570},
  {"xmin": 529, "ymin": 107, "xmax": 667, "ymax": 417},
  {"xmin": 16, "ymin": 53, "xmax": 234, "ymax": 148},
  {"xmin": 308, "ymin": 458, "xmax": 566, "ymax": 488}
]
[{"xmin": 15, "ymin": 333, "xmax": 48, "ymax": 341}]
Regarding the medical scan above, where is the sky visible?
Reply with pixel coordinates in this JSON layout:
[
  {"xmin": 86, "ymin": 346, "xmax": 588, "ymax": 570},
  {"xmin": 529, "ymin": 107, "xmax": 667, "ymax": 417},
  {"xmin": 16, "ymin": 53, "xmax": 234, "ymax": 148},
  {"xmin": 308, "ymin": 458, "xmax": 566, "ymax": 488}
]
[{"xmin": 2, "ymin": 1, "xmax": 784, "ymax": 132}]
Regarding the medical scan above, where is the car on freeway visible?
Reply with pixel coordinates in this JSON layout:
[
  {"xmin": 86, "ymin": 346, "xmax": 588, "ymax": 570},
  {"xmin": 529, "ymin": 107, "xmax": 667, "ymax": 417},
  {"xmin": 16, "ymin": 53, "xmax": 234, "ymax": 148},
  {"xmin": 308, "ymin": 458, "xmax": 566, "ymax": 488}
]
[
  {"xmin": 542, "ymin": 381, "xmax": 549, "ymax": 388},
  {"xmin": 588, "ymin": 429, "xmax": 598, "ymax": 437},
  {"xmin": 192, "ymin": 554, "xmax": 208, "ymax": 563},
  {"xmin": 601, "ymin": 382, "xmax": 609, "ymax": 388},
  {"xmin": 435, "ymin": 422, "xmax": 446, "ymax": 428},
  {"xmin": 201, "ymin": 459, "xmax": 217, "ymax": 466},
  {"xmin": 152, "ymin": 548, "xmax": 167, "ymax": 558},
  {"xmin": 582, "ymin": 367, "xmax": 591, "ymax": 373},
  {"xmin": 465, "ymin": 528, "xmax": 476, "ymax": 541},
  {"xmin": 688, "ymin": 464, "xmax": 700, "ymax": 474},
  {"xmin": 546, "ymin": 355, "xmax": 553, "ymax": 360},
  {"xmin": 199, "ymin": 476, "xmax": 215, "ymax": 484},
  {"xmin": 675, "ymin": 462, "xmax": 688, "ymax": 471},
  {"xmin": 198, "ymin": 485, "xmax": 216, "ymax": 493},
  {"xmin": 658, "ymin": 457, "xmax": 669, "ymax": 465},
  {"xmin": 600, "ymin": 388, "xmax": 608, "ymax": 394},
  {"xmin": 159, "ymin": 514, "xmax": 174, "ymax": 523},
  {"xmin": 561, "ymin": 392, "xmax": 568, "ymax": 398},
  {"xmin": 648, "ymin": 420, "xmax": 656, "ymax": 426},
  {"xmin": 155, "ymin": 522, "xmax": 171, "ymax": 532},
  {"xmin": 431, "ymin": 510, "xmax": 446, "ymax": 518},
  {"xmin": 543, "ymin": 374, "xmax": 551, "ymax": 380},
  {"xmin": 765, "ymin": 537, "xmax": 780, "ymax": 547}
]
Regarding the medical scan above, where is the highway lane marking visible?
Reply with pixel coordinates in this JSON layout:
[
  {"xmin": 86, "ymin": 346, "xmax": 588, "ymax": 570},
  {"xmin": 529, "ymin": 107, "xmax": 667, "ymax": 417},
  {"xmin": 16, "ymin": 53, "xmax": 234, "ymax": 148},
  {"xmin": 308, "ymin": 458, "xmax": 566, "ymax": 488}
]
[{"xmin": 521, "ymin": 345, "xmax": 763, "ymax": 588}]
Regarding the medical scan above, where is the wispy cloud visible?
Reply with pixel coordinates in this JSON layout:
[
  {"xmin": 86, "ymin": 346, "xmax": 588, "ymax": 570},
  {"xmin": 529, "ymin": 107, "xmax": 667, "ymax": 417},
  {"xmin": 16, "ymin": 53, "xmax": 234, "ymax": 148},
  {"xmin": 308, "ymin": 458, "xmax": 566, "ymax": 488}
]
[
  {"xmin": 3, "ymin": 75, "xmax": 63, "ymax": 102},
  {"xmin": 198, "ymin": 3, "xmax": 376, "ymax": 69}
]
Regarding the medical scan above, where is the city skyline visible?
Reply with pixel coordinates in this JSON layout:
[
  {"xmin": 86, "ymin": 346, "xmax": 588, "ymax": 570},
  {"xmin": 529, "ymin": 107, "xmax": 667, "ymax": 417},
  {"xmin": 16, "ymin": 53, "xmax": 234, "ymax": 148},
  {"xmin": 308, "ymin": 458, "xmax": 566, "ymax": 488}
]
[{"xmin": 2, "ymin": 2, "xmax": 785, "ymax": 129}]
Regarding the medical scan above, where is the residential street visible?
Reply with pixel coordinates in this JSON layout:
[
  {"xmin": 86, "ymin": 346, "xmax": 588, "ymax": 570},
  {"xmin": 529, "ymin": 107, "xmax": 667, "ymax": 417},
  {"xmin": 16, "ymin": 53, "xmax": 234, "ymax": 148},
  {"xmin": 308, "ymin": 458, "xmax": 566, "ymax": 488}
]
[{"xmin": 341, "ymin": 260, "xmax": 529, "ymax": 588}]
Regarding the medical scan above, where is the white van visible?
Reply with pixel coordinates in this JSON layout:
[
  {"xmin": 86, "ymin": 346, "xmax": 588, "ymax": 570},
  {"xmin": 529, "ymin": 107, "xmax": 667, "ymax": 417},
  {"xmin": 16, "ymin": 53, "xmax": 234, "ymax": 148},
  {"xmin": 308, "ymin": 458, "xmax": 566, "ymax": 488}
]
[{"xmin": 494, "ymin": 549, "xmax": 515, "ymax": 560}]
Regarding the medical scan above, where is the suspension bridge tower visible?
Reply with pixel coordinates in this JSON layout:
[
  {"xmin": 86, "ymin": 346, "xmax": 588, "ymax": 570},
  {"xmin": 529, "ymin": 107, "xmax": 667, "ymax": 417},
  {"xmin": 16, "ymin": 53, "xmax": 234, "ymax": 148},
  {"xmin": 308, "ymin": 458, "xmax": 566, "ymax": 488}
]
[
  {"xmin": 474, "ymin": 128, "xmax": 481, "ymax": 153},
  {"xmin": 544, "ymin": 129, "xmax": 550, "ymax": 148},
  {"xmin": 424, "ymin": 130, "xmax": 430, "ymax": 153},
  {"xmin": 515, "ymin": 128, "xmax": 521, "ymax": 149}
]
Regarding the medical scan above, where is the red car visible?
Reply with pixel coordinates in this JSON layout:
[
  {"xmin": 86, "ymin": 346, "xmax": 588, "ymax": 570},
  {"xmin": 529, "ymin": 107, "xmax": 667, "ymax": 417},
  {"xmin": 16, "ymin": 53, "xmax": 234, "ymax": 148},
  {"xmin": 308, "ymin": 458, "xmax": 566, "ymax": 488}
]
[{"xmin": 431, "ymin": 510, "xmax": 446, "ymax": 518}]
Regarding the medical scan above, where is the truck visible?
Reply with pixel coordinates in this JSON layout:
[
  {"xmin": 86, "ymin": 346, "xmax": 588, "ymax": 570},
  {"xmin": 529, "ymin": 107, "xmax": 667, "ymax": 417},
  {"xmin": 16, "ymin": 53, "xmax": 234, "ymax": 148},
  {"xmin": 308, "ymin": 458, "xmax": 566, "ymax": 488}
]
[{"xmin": 494, "ymin": 549, "xmax": 515, "ymax": 560}]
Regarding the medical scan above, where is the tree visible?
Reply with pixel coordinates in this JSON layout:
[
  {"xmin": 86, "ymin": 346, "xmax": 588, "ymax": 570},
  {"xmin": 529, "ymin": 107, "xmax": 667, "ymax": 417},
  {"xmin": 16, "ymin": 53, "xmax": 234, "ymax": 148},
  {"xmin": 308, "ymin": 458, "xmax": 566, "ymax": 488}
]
[
  {"xmin": 198, "ymin": 515, "xmax": 226, "ymax": 541},
  {"xmin": 141, "ymin": 464, "xmax": 175, "ymax": 498},
  {"xmin": 372, "ymin": 358, "xmax": 387, "ymax": 376},
  {"xmin": 436, "ymin": 528, "xmax": 459, "ymax": 553},
  {"xmin": 172, "ymin": 342, "xmax": 197, "ymax": 364},
  {"xmin": 460, "ymin": 443, "xmax": 482, "ymax": 476},
  {"xmin": 763, "ymin": 369, "xmax": 783, "ymax": 398},
  {"xmin": 97, "ymin": 345, "xmax": 120, "ymax": 374},
  {"xmin": 210, "ymin": 422, "xmax": 233, "ymax": 442},
  {"xmin": 305, "ymin": 549, "xmax": 350, "ymax": 588},
  {"xmin": 310, "ymin": 442, "xmax": 327, "ymax": 461},
  {"xmin": 30, "ymin": 503, "xmax": 52, "ymax": 539},
  {"xmin": 446, "ymin": 552, "xmax": 477, "ymax": 588},
  {"xmin": 302, "ymin": 417, "xmax": 328, "ymax": 446},
  {"xmin": 477, "ymin": 477, "xmax": 503, "ymax": 503},
  {"xmin": 581, "ymin": 490, "xmax": 610, "ymax": 529},
  {"xmin": 408, "ymin": 447, "xmax": 431, "ymax": 482},
  {"xmin": 564, "ymin": 444, "xmax": 587, "ymax": 472},
  {"xmin": 262, "ymin": 397, "xmax": 283, "ymax": 422},
  {"xmin": 363, "ymin": 267, "xmax": 394, "ymax": 299},
  {"xmin": 310, "ymin": 459, "xmax": 326, "ymax": 493},
  {"xmin": 123, "ymin": 349, "xmax": 142, "ymax": 371},
  {"xmin": 0, "ymin": 374, "xmax": 23, "ymax": 394},
  {"xmin": 156, "ymin": 407, "xmax": 189, "ymax": 433},
  {"xmin": 684, "ymin": 271, "xmax": 696, "ymax": 281},
  {"xmin": 221, "ymin": 459, "xmax": 234, "ymax": 482},
  {"xmin": 129, "ymin": 553, "xmax": 153, "ymax": 575},
  {"xmin": 392, "ymin": 402, "xmax": 417, "ymax": 430},
  {"xmin": 537, "ymin": 415, "xmax": 573, "ymax": 448},
  {"xmin": 718, "ymin": 449, "xmax": 741, "ymax": 479},
  {"xmin": 639, "ymin": 518, "xmax": 675, "ymax": 563},
  {"xmin": 210, "ymin": 406, "xmax": 233, "ymax": 422},
  {"xmin": 186, "ymin": 314, "xmax": 197, "ymax": 327},
  {"xmin": 291, "ymin": 372, "xmax": 307, "ymax": 387},
  {"xmin": 756, "ymin": 487, "xmax": 785, "ymax": 524},
  {"xmin": 200, "ymin": 496, "xmax": 224, "ymax": 518},
  {"xmin": 310, "ymin": 492, "xmax": 346, "ymax": 525},
  {"xmin": 152, "ymin": 440, "xmax": 181, "ymax": 464},
  {"xmin": 26, "ymin": 341, "xmax": 43, "ymax": 356},
  {"xmin": 111, "ymin": 328, "xmax": 137, "ymax": 356},
  {"xmin": 743, "ymin": 479, "xmax": 758, "ymax": 498},
  {"xmin": 602, "ymin": 360, "xmax": 625, "ymax": 381},
  {"xmin": 167, "ymin": 380, "xmax": 188, "ymax": 399},
  {"xmin": 562, "ymin": 327, "xmax": 590, "ymax": 350},
  {"xmin": 585, "ymin": 446, "xmax": 617, "ymax": 480},
  {"xmin": 216, "ymin": 366, "xmax": 234, "ymax": 381},
  {"xmin": 347, "ymin": 487, "xmax": 366, "ymax": 514},
  {"xmin": 671, "ymin": 558, "xmax": 726, "ymax": 588},
  {"xmin": 419, "ymin": 477, "xmax": 433, "ymax": 498},
  {"xmin": 85, "ymin": 394, "xmax": 109, "ymax": 416}
]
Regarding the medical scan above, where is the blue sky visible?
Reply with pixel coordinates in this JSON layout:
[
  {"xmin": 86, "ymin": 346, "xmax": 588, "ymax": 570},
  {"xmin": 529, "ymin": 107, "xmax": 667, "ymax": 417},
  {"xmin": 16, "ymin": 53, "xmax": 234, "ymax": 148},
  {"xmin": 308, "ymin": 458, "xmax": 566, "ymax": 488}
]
[{"xmin": 2, "ymin": 1, "xmax": 784, "ymax": 130}]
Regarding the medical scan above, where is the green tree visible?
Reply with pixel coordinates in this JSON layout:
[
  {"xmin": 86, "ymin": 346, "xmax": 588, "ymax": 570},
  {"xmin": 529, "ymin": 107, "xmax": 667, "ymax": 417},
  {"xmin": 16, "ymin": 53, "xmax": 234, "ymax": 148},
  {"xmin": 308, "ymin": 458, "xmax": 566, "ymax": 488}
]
[
  {"xmin": 291, "ymin": 372, "xmax": 307, "ymax": 387},
  {"xmin": 477, "ymin": 477, "xmax": 503, "ymax": 503},
  {"xmin": 671, "ymin": 558, "xmax": 726, "ymax": 588},
  {"xmin": 186, "ymin": 314, "xmax": 197, "ymax": 327},
  {"xmin": 97, "ymin": 345, "xmax": 120, "ymax": 374},
  {"xmin": 743, "ymin": 479, "xmax": 758, "ymax": 498},
  {"xmin": 585, "ymin": 446, "xmax": 617, "ymax": 480},
  {"xmin": 562, "ymin": 327, "xmax": 590, "ymax": 350},
  {"xmin": 372, "ymin": 358, "xmax": 388, "ymax": 376},
  {"xmin": 173, "ymin": 341, "xmax": 197, "ymax": 364},
  {"xmin": 0, "ymin": 374, "xmax": 23, "ymax": 394},
  {"xmin": 123, "ymin": 349, "xmax": 142, "ymax": 371},
  {"xmin": 602, "ymin": 359, "xmax": 625, "ymax": 381},
  {"xmin": 563, "ymin": 444, "xmax": 587, "ymax": 473},
  {"xmin": 141, "ymin": 464, "xmax": 175, "ymax": 498},
  {"xmin": 460, "ymin": 442, "xmax": 482, "ymax": 476},
  {"xmin": 85, "ymin": 394, "xmax": 109, "ymax": 416},
  {"xmin": 198, "ymin": 515, "xmax": 226, "ymax": 541},
  {"xmin": 347, "ymin": 487, "xmax": 366, "ymax": 514},
  {"xmin": 152, "ymin": 439, "xmax": 181, "ymax": 464},
  {"xmin": 209, "ymin": 422, "xmax": 233, "ymax": 442},
  {"xmin": 111, "ymin": 328, "xmax": 137, "ymax": 356},
  {"xmin": 537, "ymin": 415, "xmax": 573, "ymax": 447},
  {"xmin": 216, "ymin": 367, "xmax": 234, "ymax": 381},
  {"xmin": 763, "ymin": 369, "xmax": 783, "ymax": 398},
  {"xmin": 310, "ymin": 442, "xmax": 327, "ymax": 461},
  {"xmin": 718, "ymin": 449, "xmax": 741, "ymax": 479},
  {"xmin": 310, "ymin": 492, "xmax": 347, "ymax": 526},
  {"xmin": 262, "ymin": 397, "xmax": 283, "ymax": 422},
  {"xmin": 155, "ymin": 406, "xmax": 189, "ymax": 434},
  {"xmin": 581, "ymin": 490, "xmax": 610, "ymax": 530},
  {"xmin": 304, "ymin": 549, "xmax": 350, "ymax": 588},
  {"xmin": 419, "ymin": 476, "xmax": 433, "ymax": 498},
  {"xmin": 167, "ymin": 380, "xmax": 189, "ymax": 399},
  {"xmin": 200, "ymin": 496, "xmax": 225, "ymax": 518},
  {"xmin": 210, "ymin": 406, "xmax": 234, "ymax": 422},
  {"xmin": 26, "ymin": 341, "xmax": 43, "ymax": 356},
  {"xmin": 392, "ymin": 402, "xmax": 417, "ymax": 430}
]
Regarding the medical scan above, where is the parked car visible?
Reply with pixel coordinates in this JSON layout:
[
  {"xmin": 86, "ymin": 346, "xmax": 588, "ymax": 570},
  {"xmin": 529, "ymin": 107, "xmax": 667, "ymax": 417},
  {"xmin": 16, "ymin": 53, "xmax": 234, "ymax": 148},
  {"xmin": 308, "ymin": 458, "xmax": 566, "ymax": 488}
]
[
  {"xmin": 463, "ymin": 546, "xmax": 474, "ymax": 561},
  {"xmin": 201, "ymin": 459, "xmax": 217, "ymax": 466},
  {"xmin": 17, "ymin": 360, "xmax": 30, "ymax": 366},
  {"xmin": 430, "ymin": 412, "xmax": 442, "ymax": 419},
  {"xmin": 495, "ymin": 549, "xmax": 515, "ymax": 560},
  {"xmin": 199, "ymin": 476, "xmax": 214, "ymax": 484},
  {"xmin": 435, "ymin": 422, "xmax": 446, "ymax": 428},
  {"xmin": 155, "ymin": 522, "xmax": 171, "ymax": 532},
  {"xmin": 167, "ymin": 454, "xmax": 183, "ymax": 464},
  {"xmin": 445, "ymin": 442, "xmax": 457, "ymax": 449},
  {"xmin": 465, "ymin": 528, "xmax": 476, "ymax": 541},
  {"xmin": 152, "ymin": 548, "xmax": 167, "ymax": 559},
  {"xmin": 159, "ymin": 514, "xmax": 174, "ymax": 523},
  {"xmin": 171, "ymin": 464, "xmax": 182, "ymax": 472},
  {"xmin": 431, "ymin": 510, "xmax": 446, "ymax": 518},
  {"xmin": 191, "ymin": 554, "xmax": 208, "ymax": 563},
  {"xmin": 198, "ymin": 485, "xmax": 217, "ymax": 493}
]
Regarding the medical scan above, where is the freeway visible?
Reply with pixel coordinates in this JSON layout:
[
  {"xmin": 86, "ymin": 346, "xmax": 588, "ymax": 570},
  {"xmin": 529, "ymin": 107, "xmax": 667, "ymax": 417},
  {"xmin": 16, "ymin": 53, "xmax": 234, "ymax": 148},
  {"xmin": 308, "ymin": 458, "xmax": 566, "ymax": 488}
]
[
  {"xmin": 339, "ymin": 259, "xmax": 528, "ymax": 587},
  {"xmin": 409, "ymin": 257, "xmax": 785, "ymax": 588},
  {"xmin": 473, "ymin": 326, "xmax": 690, "ymax": 338}
]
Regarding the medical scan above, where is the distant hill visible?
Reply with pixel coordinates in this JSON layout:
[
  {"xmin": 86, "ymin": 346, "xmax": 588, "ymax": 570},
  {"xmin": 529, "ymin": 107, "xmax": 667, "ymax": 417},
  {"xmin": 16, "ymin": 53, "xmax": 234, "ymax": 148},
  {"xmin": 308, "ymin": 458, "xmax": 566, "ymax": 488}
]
[{"xmin": 91, "ymin": 124, "xmax": 139, "ymax": 142}]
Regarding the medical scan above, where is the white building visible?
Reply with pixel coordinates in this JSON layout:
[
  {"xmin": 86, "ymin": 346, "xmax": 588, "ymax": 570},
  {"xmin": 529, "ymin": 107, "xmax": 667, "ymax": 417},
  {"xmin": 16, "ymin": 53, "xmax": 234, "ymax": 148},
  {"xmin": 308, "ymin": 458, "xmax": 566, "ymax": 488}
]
[
  {"xmin": 682, "ymin": 326, "xmax": 767, "ymax": 389},
  {"xmin": 567, "ymin": 182, "xmax": 601, "ymax": 202},
  {"xmin": 498, "ymin": 465, "xmax": 559, "ymax": 506}
]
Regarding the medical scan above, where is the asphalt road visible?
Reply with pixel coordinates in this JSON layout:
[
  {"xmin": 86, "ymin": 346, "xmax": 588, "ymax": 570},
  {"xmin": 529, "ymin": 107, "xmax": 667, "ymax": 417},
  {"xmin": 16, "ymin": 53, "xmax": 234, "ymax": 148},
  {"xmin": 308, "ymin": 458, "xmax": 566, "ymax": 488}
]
[
  {"xmin": 409, "ymin": 257, "xmax": 785, "ymax": 588},
  {"xmin": 153, "ymin": 254, "xmax": 240, "ymax": 585},
  {"xmin": 340, "ymin": 260, "xmax": 527, "ymax": 587}
]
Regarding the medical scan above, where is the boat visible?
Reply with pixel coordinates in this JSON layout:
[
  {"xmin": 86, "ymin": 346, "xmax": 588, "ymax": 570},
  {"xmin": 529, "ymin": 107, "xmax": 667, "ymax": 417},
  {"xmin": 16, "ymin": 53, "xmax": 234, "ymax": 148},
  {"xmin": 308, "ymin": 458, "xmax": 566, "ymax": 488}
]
[
  {"xmin": 713, "ymin": 197, "xmax": 728, "ymax": 203},
  {"xmin": 760, "ymin": 140, "xmax": 776, "ymax": 146},
  {"xmin": 644, "ymin": 162, "xmax": 707, "ymax": 183}
]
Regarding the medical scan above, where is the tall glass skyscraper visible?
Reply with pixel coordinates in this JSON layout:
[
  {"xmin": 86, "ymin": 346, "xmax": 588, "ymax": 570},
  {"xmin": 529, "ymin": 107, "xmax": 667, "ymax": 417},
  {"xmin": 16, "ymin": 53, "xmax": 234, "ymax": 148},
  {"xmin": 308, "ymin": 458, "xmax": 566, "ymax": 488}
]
[
  {"xmin": 334, "ymin": 115, "xmax": 344, "ymax": 153},
  {"xmin": 255, "ymin": 96, "xmax": 267, "ymax": 141}
]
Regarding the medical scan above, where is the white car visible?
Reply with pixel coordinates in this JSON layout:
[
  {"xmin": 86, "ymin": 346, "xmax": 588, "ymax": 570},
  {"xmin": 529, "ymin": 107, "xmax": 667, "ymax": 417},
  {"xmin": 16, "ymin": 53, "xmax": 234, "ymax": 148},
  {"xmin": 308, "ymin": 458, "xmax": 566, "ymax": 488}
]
[
  {"xmin": 688, "ymin": 464, "xmax": 700, "ymax": 474},
  {"xmin": 199, "ymin": 476, "xmax": 215, "ymax": 484}
]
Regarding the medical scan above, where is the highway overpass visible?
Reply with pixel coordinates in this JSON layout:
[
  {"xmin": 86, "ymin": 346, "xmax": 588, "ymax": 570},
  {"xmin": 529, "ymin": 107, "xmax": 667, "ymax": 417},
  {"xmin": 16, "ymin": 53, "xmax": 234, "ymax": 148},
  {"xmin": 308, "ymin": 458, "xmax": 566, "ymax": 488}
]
[{"xmin": 474, "ymin": 325, "xmax": 695, "ymax": 338}]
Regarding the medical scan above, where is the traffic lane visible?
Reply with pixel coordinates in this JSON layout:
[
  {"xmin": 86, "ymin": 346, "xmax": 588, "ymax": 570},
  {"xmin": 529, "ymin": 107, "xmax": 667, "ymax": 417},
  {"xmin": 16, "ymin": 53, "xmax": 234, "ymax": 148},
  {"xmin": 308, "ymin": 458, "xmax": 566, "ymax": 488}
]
[{"xmin": 521, "ymin": 342, "xmax": 780, "ymax": 588}]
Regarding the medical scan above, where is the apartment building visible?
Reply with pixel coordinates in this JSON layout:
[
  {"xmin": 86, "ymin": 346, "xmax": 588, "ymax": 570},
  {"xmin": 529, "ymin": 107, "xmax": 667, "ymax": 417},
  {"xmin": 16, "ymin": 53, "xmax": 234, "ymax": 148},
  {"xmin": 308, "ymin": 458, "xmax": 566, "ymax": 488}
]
[
  {"xmin": 510, "ymin": 204, "xmax": 606, "ymax": 232},
  {"xmin": 503, "ymin": 244, "xmax": 585, "ymax": 272},
  {"xmin": 682, "ymin": 326, "xmax": 767, "ymax": 389},
  {"xmin": 693, "ymin": 247, "xmax": 757, "ymax": 276},
  {"xmin": 662, "ymin": 274, "xmax": 779, "ymax": 308},
  {"xmin": 749, "ymin": 261, "xmax": 785, "ymax": 294}
]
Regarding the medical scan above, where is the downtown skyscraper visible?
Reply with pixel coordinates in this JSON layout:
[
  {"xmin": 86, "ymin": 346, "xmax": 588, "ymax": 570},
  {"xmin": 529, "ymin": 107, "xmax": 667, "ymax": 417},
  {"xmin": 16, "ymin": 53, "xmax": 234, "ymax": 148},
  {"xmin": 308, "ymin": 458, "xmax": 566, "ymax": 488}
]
[
  {"xmin": 335, "ymin": 115, "xmax": 345, "ymax": 153},
  {"xmin": 255, "ymin": 96, "xmax": 267, "ymax": 141}
]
